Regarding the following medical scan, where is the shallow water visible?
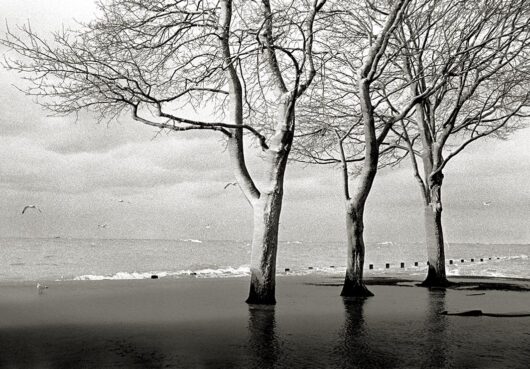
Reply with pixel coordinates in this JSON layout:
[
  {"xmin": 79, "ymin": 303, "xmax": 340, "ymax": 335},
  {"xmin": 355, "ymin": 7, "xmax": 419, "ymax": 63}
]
[
  {"xmin": 0, "ymin": 237, "xmax": 528, "ymax": 281},
  {"xmin": 0, "ymin": 279, "xmax": 528, "ymax": 369}
]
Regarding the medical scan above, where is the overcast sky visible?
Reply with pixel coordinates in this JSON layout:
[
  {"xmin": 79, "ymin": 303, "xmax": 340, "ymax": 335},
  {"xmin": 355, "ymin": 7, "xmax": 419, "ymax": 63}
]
[{"xmin": 0, "ymin": 0, "xmax": 528, "ymax": 244}]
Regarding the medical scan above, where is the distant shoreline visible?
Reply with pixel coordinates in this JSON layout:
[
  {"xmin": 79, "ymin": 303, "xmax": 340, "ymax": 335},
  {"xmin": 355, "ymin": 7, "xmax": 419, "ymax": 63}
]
[
  {"xmin": 1, "ymin": 236, "xmax": 530, "ymax": 245},
  {"xmin": 1, "ymin": 238, "xmax": 528, "ymax": 281},
  {"xmin": 1, "ymin": 273, "xmax": 529, "ymax": 290}
]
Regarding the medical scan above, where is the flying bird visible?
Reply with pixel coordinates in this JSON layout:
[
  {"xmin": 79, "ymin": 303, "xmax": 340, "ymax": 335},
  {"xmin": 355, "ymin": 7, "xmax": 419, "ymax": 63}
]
[
  {"xmin": 22, "ymin": 205, "xmax": 42, "ymax": 214},
  {"xmin": 482, "ymin": 201, "xmax": 492, "ymax": 206},
  {"xmin": 224, "ymin": 182, "xmax": 238, "ymax": 189},
  {"xmin": 97, "ymin": 224, "xmax": 109, "ymax": 229}
]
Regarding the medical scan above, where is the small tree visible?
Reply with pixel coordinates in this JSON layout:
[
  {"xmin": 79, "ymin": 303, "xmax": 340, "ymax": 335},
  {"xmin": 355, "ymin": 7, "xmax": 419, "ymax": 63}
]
[
  {"xmin": 393, "ymin": 0, "xmax": 530, "ymax": 286},
  {"xmin": 2, "ymin": 0, "xmax": 327, "ymax": 304}
]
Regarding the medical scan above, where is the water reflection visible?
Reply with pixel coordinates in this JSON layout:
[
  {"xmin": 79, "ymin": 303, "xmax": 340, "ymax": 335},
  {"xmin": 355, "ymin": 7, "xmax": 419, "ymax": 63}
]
[
  {"xmin": 422, "ymin": 290, "xmax": 449, "ymax": 368},
  {"xmin": 247, "ymin": 305, "xmax": 280, "ymax": 368},
  {"xmin": 337, "ymin": 297, "xmax": 394, "ymax": 369}
]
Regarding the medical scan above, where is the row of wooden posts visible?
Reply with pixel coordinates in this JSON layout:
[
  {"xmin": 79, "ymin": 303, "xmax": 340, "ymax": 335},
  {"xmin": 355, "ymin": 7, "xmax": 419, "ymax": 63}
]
[{"xmin": 283, "ymin": 257, "xmax": 501, "ymax": 272}]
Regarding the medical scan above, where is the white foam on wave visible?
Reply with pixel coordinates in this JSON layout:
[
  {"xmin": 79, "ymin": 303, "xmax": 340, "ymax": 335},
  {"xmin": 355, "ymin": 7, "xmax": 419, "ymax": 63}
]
[
  {"xmin": 506, "ymin": 254, "xmax": 528, "ymax": 260},
  {"xmin": 73, "ymin": 266, "xmax": 250, "ymax": 281},
  {"xmin": 74, "ymin": 271, "xmax": 171, "ymax": 280},
  {"xmin": 66, "ymin": 253, "xmax": 530, "ymax": 281},
  {"xmin": 180, "ymin": 239, "xmax": 202, "ymax": 243},
  {"xmin": 73, "ymin": 265, "xmax": 346, "ymax": 281},
  {"xmin": 376, "ymin": 241, "xmax": 394, "ymax": 246},
  {"xmin": 447, "ymin": 269, "xmax": 529, "ymax": 279},
  {"xmin": 281, "ymin": 266, "xmax": 346, "ymax": 276},
  {"xmin": 193, "ymin": 266, "xmax": 250, "ymax": 277},
  {"xmin": 447, "ymin": 254, "xmax": 529, "ymax": 279}
]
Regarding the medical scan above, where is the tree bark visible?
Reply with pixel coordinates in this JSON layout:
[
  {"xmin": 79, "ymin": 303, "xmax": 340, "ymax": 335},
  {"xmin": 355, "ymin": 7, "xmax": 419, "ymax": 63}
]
[
  {"xmin": 420, "ymin": 171, "xmax": 450, "ymax": 287},
  {"xmin": 408, "ymin": 93, "xmax": 450, "ymax": 287},
  {"xmin": 246, "ymin": 94, "xmax": 293, "ymax": 304},
  {"xmin": 337, "ymin": 80, "xmax": 378, "ymax": 298},
  {"xmin": 246, "ymin": 191, "xmax": 282, "ymax": 305},
  {"xmin": 246, "ymin": 142, "xmax": 290, "ymax": 305},
  {"xmin": 341, "ymin": 201, "xmax": 374, "ymax": 297}
]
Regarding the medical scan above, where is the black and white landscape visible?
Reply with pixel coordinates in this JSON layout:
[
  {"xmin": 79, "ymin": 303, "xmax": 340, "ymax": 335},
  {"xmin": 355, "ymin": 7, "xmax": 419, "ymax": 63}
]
[{"xmin": 0, "ymin": 1, "xmax": 529, "ymax": 368}]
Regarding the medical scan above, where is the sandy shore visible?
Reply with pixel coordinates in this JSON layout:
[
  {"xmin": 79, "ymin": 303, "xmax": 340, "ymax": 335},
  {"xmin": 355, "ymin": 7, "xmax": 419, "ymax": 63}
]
[{"xmin": 0, "ymin": 274, "xmax": 529, "ymax": 368}]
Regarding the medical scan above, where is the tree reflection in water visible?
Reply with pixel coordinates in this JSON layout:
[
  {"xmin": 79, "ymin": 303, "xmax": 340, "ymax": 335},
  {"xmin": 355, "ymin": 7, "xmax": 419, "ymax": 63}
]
[
  {"xmin": 247, "ymin": 305, "xmax": 281, "ymax": 368},
  {"xmin": 336, "ymin": 297, "xmax": 395, "ymax": 369},
  {"xmin": 422, "ymin": 290, "xmax": 449, "ymax": 368}
]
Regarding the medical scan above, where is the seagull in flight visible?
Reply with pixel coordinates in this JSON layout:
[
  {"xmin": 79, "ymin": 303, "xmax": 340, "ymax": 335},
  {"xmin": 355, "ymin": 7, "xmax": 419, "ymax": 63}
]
[
  {"xmin": 224, "ymin": 182, "xmax": 238, "ymax": 189},
  {"xmin": 22, "ymin": 205, "xmax": 42, "ymax": 214}
]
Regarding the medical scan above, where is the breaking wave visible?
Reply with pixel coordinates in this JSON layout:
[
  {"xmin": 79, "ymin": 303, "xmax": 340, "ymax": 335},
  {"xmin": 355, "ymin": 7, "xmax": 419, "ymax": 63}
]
[
  {"xmin": 70, "ymin": 254, "xmax": 530, "ymax": 281},
  {"xmin": 447, "ymin": 254, "xmax": 529, "ymax": 279},
  {"xmin": 376, "ymin": 241, "xmax": 394, "ymax": 246},
  {"xmin": 180, "ymin": 239, "xmax": 203, "ymax": 243},
  {"xmin": 73, "ymin": 266, "xmax": 250, "ymax": 281}
]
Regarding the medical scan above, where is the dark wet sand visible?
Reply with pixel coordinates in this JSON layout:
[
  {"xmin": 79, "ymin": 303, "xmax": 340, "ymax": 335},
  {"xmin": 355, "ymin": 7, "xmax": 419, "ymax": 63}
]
[{"xmin": 0, "ymin": 275, "xmax": 529, "ymax": 368}]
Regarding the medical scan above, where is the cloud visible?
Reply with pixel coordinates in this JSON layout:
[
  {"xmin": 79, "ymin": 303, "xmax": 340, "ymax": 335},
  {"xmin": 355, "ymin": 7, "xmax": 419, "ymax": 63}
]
[
  {"xmin": 0, "ymin": 133, "xmax": 233, "ymax": 194},
  {"xmin": 0, "ymin": 97, "xmax": 154, "ymax": 155},
  {"xmin": 43, "ymin": 119, "xmax": 150, "ymax": 155}
]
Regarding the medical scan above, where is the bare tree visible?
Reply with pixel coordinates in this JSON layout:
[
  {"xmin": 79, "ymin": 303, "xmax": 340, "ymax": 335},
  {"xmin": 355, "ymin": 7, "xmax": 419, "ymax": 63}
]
[
  {"xmin": 232, "ymin": 0, "xmax": 328, "ymax": 304},
  {"xmin": 294, "ymin": 0, "xmax": 529, "ymax": 294},
  {"xmin": 335, "ymin": 0, "xmax": 412, "ymax": 297},
  {"xmin": 293, "ymin": 0, "xmax": 434, "ymax": 297},
  {"xmin": 393, "ymin": 0, "xmax": 530, "ymax": 286},
  {"xmin": 2, "ymin": 0, "xmax": 327, "ymax": 304}
]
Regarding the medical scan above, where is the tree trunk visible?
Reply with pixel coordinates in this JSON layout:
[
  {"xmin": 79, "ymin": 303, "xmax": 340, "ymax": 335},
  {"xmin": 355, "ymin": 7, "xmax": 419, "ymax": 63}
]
[
  {"xmin": 246, "ymin": 190, "xmax": 283, "ymax": 305},
  {"xmin": 341, "ymin": 201, "xmax": 374, "ymax": 297},
  {"xmin": 336, "ymin": 75, "xmax": 379, "ymax": 298},
  {"xmin": 246, "ymin": 125, "xmax": 291, "ymax": 304},
  {"xmin": 421, "ymin": 172, "xmax": 450, "ymax": 287}
]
